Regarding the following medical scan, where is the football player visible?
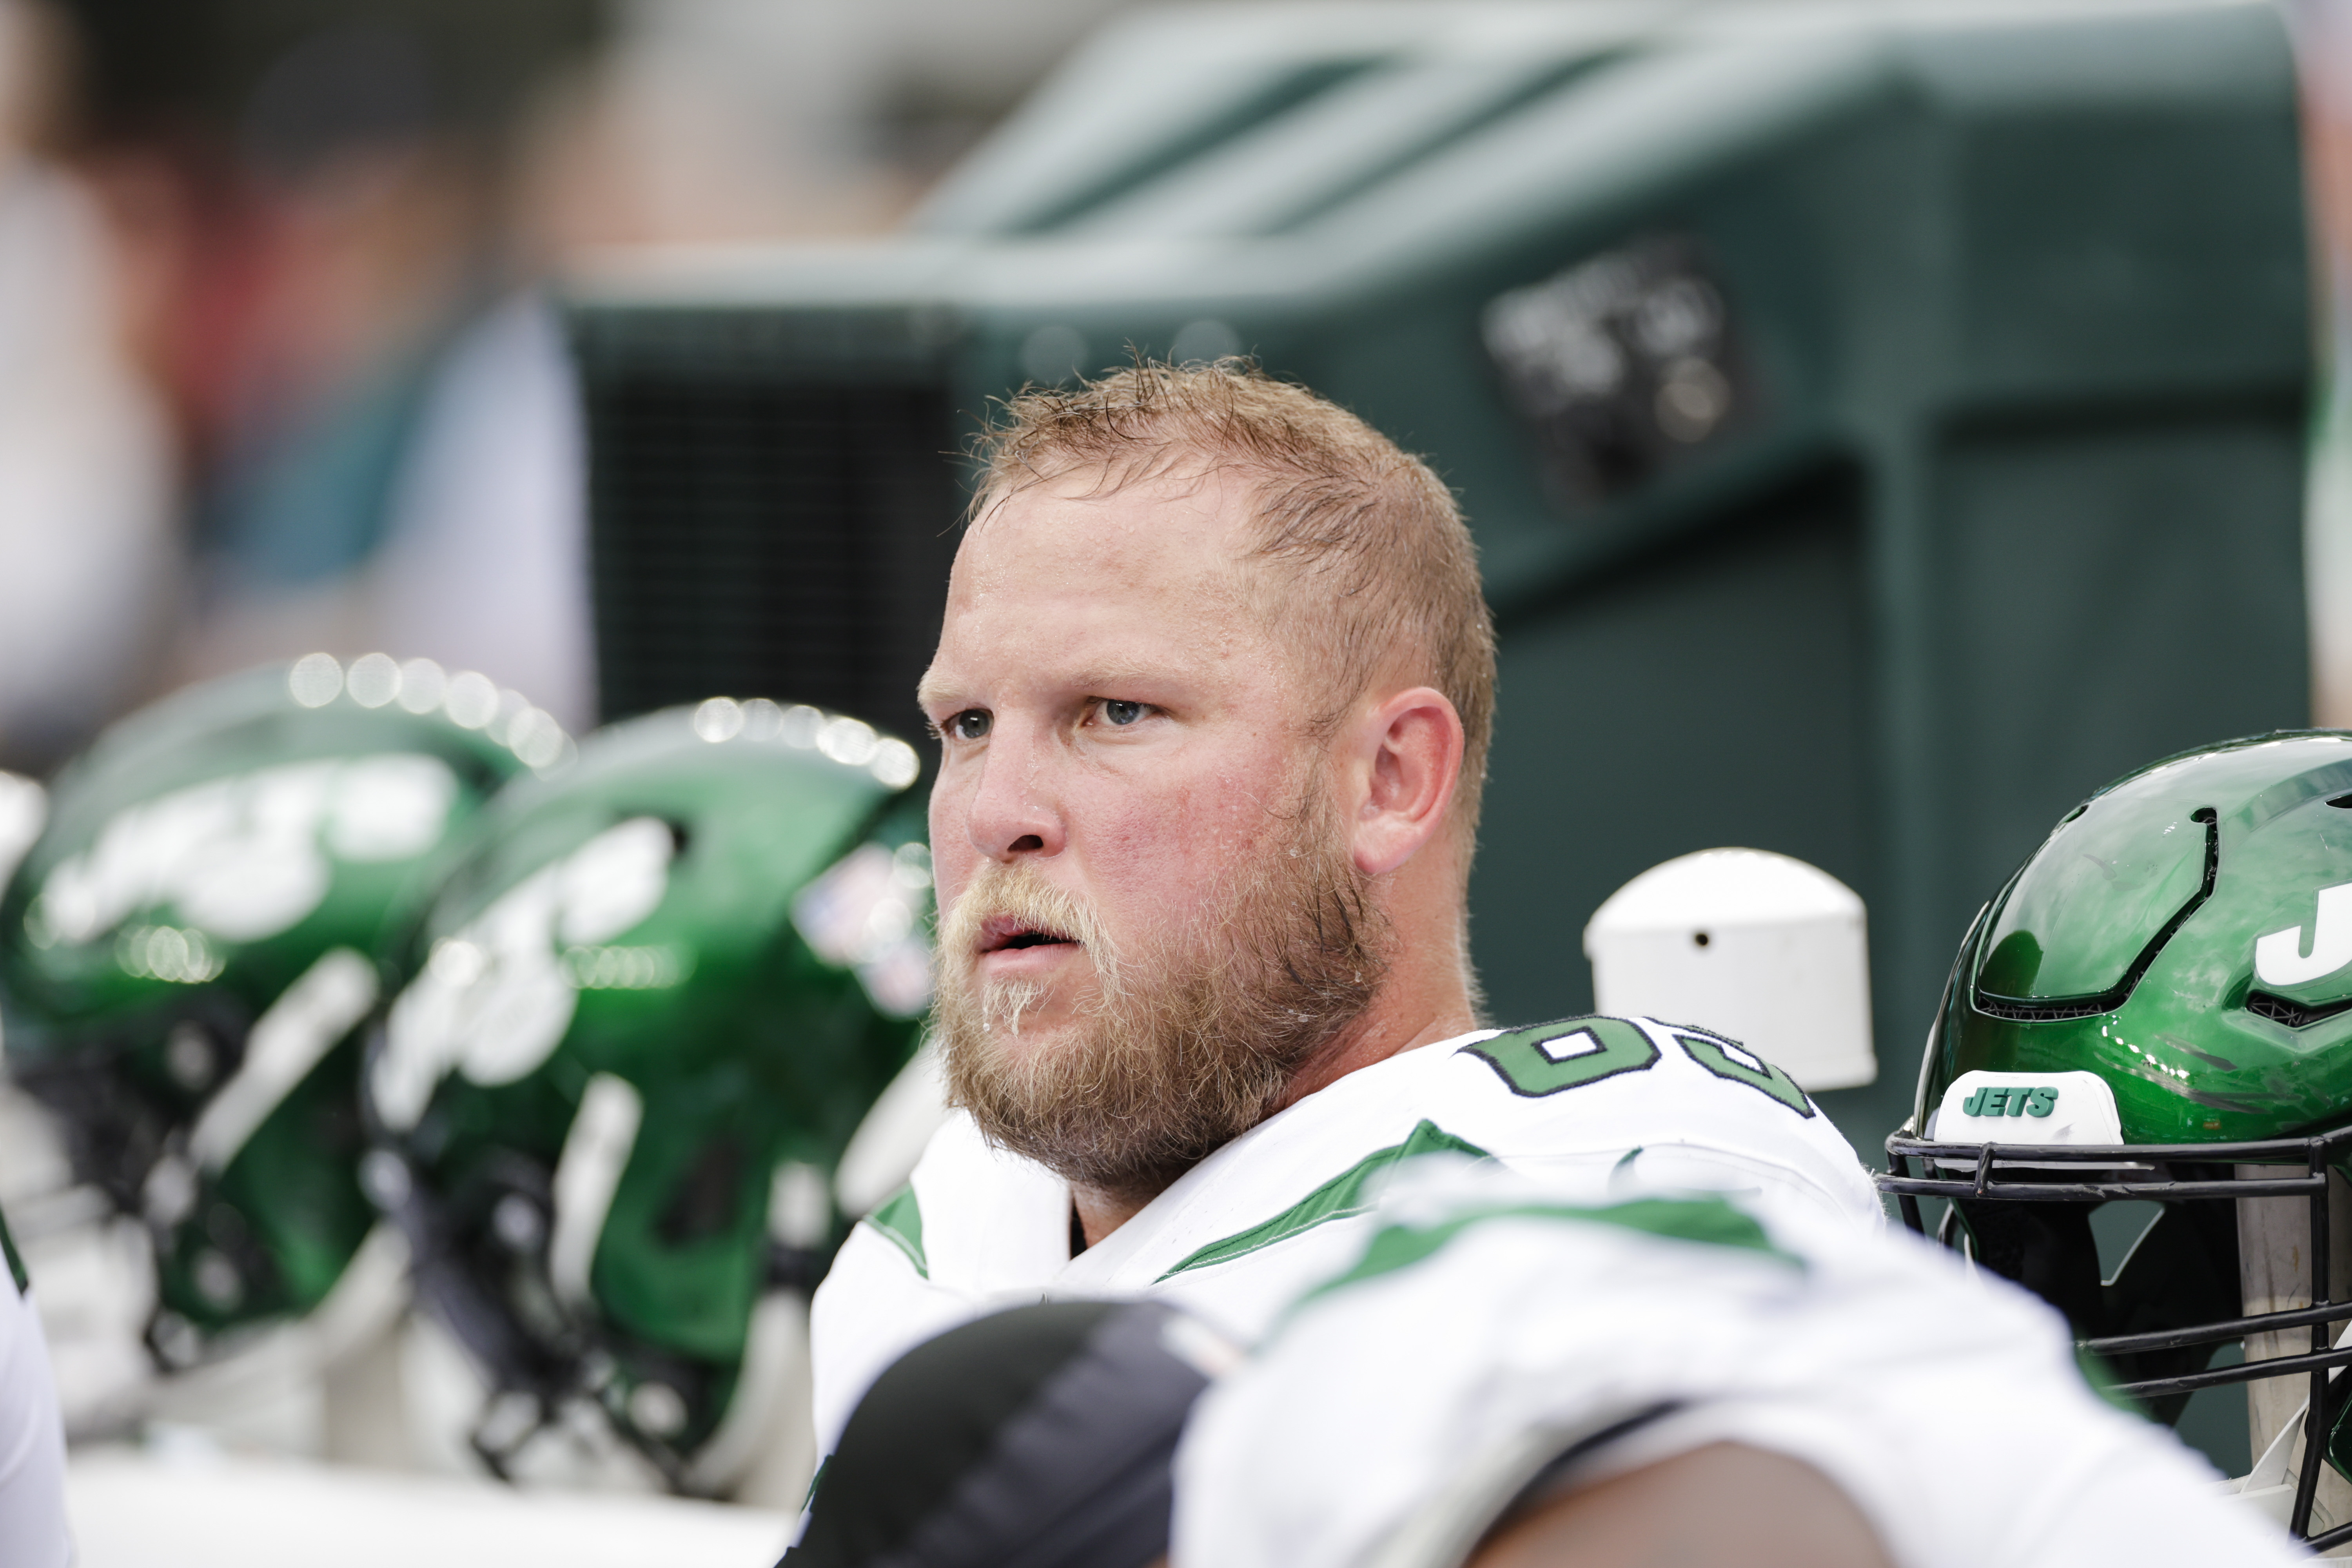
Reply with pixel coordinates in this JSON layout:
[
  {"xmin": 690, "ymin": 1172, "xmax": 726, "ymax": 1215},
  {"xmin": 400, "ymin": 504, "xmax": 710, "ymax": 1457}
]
[
  {"xmin": 810, "ymin": 361, "xmax": 1880, "ymax": 1453},
  {"xmin": 1177, "ymin": 1161, "xmax": 2307, "ymax": 1568},
  {"xmin": 792, "ymin": 1163, "xmax": 2303, "ymax": 1568}
]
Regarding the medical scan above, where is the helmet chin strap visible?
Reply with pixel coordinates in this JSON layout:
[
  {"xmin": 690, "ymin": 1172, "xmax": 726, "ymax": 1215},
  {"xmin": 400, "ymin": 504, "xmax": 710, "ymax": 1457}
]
[
  {"xmin": 451, "ymin": 1294, "xmax": 813, "ymax": 1503},
  {"xmin": 466, "ymin": 1384, "xmax": 673, "ymax": 1492},
  {"xmin": 450, "ymin": 1084, "xmax": 815, "ymax": 1503}
]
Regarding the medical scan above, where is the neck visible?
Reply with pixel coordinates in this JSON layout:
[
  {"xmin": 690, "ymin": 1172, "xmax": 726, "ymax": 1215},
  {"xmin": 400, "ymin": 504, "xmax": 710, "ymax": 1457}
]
[{"xmin": 1070, "ymin": 956, "xmax": 1478, "ymax": 1249}]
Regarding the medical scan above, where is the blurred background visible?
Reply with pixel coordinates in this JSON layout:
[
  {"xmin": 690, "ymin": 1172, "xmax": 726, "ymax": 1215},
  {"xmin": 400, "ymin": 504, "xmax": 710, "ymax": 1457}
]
[
  {"xmin": 2, "ymin": 0, "xmax": 2352, "ymax": 1557},
  {"xmin": 0, "ymin": 0, "xmax": 1172, "ymax": 772}
]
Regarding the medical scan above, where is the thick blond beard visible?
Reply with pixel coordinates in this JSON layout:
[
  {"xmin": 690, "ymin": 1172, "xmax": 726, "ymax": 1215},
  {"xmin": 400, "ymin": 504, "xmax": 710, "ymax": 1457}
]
[{"xmin": 934, "ymin": 780, "xmax": 1391, "ymax": 1202}]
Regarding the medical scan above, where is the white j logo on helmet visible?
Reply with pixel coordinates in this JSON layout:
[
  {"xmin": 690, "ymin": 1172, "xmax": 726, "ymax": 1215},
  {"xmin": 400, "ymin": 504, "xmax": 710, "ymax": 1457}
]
[
  {"xmin": 2254, "ymin": 881, "xmax": 2352, "ymax": 987},
  {"xmin": 372, "ymin": 817, "xmax": 676, "ymax": 1131},
  {"xmin": 28, "ymin": 755, "xmax": 460, "ymax": 949}
]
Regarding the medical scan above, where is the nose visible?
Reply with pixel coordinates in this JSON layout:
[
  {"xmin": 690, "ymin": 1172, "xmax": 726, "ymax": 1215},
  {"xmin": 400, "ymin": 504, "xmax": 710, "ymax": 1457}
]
[{"xmin": 959, "ymin": 728, "xmax": 1065, "ymax": 863}]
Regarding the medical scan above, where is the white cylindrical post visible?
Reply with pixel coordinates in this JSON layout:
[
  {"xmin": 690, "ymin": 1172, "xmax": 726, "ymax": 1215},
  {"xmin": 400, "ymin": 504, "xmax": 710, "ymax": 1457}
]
[{"xmin": 1583, "ymin": 848, "xmax": 1875, "ymax": 1091}]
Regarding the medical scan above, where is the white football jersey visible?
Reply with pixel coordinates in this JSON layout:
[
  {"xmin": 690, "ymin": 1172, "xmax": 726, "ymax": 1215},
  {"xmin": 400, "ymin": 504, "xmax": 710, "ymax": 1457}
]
[
  {"xmin": 1174, "ymin": 1162, "xmax": 2307, "ymax": 1568},
  {"xmin": 809, "ymin": 1014, "xmax": 1880, "ymax": 1450},
  {"xmin": 0, "ymin": 1228, "xmax": 70, "ymax": 1568}
]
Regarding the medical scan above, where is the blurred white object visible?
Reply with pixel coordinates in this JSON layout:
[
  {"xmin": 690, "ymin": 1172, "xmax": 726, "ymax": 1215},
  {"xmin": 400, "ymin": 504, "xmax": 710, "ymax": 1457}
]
[
  {"xmin": 367, "ymin": 293, "xmax": 597, "ymax": 730},
  {"xmin": 1, "ymin": 1063, "xmax": 424, "ymax": 1466},
  {"xmin": 0, "ymin": 165, "xmax": 175, "ymax": 760},
  {"xmin": 1583, "ymin": 848, "xmax": 1875, "ymax": 1091},
  {"xmin": 691, "ymin": 1292, "xmax": 817, "ymax": 1509},
  {"xmin": 65, "ymin": 1446, "xmax": 790, "ymax": 1568},
  {"xmin": 833, "ymin": 1041, "xmax": 948, "ymax": 1218},
  {"xmin": 21, "ymin": 1214, "xmax": 412, "ymax": 1458},
  {"xmin": 0, "ymin": 770, "xmax": 39, "ymax": 888}
]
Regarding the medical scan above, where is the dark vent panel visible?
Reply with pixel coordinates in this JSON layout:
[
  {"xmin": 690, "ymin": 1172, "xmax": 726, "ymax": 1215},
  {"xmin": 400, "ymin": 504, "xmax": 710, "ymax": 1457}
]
[
  {"xmin": 2246, "ymin": 990, "xmax": 2352, "ymax": 1029},
  {"xmin": 577, "ymin": 310, "xmax": 962, "ymax": 738}
]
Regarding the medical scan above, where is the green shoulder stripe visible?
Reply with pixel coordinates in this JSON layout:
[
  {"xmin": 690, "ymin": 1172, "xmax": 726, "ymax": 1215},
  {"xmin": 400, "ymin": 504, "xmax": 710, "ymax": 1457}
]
[
  {"xmin": 1158, "ymin": 1119, "xmax": 1488, "ymax": 1281},
  {"xmin": 0, "ymin": 1203, "xmax": 24, "ymax": 1296},
  {"xmin": 1295, "ymin": 1196, "xmax": 1798, "ymax": 1315},
  {"xmin": 864, "ymin": 1185, "xmax": 928, "ymax": 1279}
]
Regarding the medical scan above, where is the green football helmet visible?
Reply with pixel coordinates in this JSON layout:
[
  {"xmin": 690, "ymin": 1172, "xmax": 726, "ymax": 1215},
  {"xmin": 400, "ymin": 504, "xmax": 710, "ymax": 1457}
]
[
  {"xmin": 1884, "ymin": 731, "xmax": 2352, "ymax": 1547},
  {"xmin": 0, "ymin": 654, "xmax": 554, "ymax": 1364},
  {"xmin": 361, "ymin": 697, "xmax": 928, "ymax": 1493}
]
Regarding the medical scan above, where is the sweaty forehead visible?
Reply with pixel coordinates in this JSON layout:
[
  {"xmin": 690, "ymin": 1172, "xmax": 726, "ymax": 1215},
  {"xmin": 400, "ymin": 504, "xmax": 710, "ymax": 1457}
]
[
  {"xmin": 960, "ymin": 465, "xmax": 1257, "ymax": 596},
  {"xmin": 926, "ymin": 468, "xmax": 1288, "ymax": 695}
]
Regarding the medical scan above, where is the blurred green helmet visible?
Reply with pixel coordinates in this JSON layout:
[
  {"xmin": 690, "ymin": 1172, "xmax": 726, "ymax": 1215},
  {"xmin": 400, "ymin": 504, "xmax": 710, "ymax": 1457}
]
[
  {"xmin": 362, "ymin": 697, "xmax": 929, "ymax": 1492},
  {"xmin": 1886, "ymin": 732, "xmax": 2352, "ymax": 1537},
  {"xmin": 0, "ymin": 653, "xmax": 554, "ymax": 1363}
]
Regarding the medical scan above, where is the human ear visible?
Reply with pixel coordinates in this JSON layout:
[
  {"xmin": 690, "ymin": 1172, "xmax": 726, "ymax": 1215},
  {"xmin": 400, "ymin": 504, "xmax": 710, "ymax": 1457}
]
[{"xmin": 1347, "ymin": 685, "xmax": 1463, "ymax": 878}]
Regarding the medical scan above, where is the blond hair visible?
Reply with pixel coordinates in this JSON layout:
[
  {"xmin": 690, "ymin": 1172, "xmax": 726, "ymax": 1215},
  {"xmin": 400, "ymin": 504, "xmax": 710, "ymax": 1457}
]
[{"xmin": 971, "ymin": 359, "xmax": 1497, "ymax": 851}]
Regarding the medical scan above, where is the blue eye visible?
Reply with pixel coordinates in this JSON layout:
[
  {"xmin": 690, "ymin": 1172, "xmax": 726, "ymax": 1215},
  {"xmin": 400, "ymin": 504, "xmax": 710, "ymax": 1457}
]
[
  {"xmin": 1102, "ymin": 701, "xmax": 1145, "ymax": 726},
  {"xmin": 951, "ymin": 710, "xmax": 991, "ymax": 740}
]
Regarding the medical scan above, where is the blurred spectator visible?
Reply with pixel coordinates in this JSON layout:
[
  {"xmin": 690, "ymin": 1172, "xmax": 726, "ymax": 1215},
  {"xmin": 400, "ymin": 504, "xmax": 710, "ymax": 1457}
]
[
  {"xmin": 0, "ymin": 0, "xmax": 1161, "ymax": 755},
  {"xmin": 37, "ymin": 0, "xmax": 611, "ymax": 729},
  {"xmin": 0, "ymin": 2, "xmax": 172, "ymax": 773}
]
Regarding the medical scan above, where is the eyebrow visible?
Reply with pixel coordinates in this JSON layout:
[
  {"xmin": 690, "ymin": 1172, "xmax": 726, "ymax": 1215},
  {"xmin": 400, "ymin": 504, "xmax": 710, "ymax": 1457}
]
[
  {"xmin": 915, "ymin": 658, "xmax": 1197, "ymax": 715},
  {"xmin": 914, "ymin": 672, "xmax": 961, "ymax": 713},
  {"xmin": 1063, "ymin": 659, "xmax": 1187, "ymax": 693}
]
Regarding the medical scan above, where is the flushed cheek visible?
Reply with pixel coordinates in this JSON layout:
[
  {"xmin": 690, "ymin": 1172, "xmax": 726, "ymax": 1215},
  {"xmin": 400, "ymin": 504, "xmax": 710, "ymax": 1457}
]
[
  {"xmin": 1082, "ymin": 808, "xmax": 1265, "ymax": 941},
  {"xmin": 931, "ymin": 851, "xmax": 980, "ymax": 922},
  {"xmin": 928, "ymin": 791, "xmax": 982, "ymax": 910},
  {"xmin": 1083, "ymin": 773, "xmax": 1201, "ymax": 858}
]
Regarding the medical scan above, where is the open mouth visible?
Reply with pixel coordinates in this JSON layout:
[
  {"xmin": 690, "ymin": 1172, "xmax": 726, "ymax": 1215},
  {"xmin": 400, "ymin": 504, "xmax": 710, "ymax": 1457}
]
[{"xmin": 979, "ymin": 915, "xmax": 1079, "ymax": 955}]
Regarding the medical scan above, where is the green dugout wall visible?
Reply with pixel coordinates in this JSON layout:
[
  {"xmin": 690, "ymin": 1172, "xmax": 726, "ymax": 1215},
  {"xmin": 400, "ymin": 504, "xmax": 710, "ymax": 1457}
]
[{"xmin": 568, "ymin": 0, "xmax": 2312, "ymax": 1169}]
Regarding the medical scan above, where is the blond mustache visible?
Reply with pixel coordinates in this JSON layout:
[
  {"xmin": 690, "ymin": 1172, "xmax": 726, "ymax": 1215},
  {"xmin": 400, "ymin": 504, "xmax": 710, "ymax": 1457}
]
[{"xmin": 938, "ymin": 861, "xmax": 1123, "ymax": 1017}]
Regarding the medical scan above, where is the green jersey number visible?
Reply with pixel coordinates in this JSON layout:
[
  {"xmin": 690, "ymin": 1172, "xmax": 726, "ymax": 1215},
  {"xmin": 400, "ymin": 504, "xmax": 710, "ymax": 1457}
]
[
  {"xmin": 1461, "ymin": 1017, "xmax": 1659, "ymax": 1097},
  {"xmin": 1462, "ymin": 1014, "xmax": 1814, "ymax": 1119},
  {"xmin": 1673, "ymin": 1029, "xmax": 1814, "ymax": 1117}
]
